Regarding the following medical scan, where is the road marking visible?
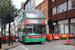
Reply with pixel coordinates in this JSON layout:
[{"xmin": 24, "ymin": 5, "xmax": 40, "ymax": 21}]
[{"xmin": 21, "ymin": 46, "xmax": 29, "ymax": 50}]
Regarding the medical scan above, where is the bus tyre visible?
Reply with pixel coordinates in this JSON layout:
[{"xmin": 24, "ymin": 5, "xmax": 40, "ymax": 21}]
[
  {"xmin": 38, "ymin": 42, "xmax": 41, "ymax": 44},
  {"xmin": 22, "ymin": 36, "xmax": 23, "ymax": 43}
]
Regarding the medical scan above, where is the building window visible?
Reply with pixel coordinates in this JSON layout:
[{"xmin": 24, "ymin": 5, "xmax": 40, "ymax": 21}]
[
  {"xmin": 52, "ymin": 0, "xmax": 55, "ymax": 2},
  {"xmin": 70, "ymin": 23, "xmax": 75, "ymax": 35},
  {"xmin": 70, "ymin": 18, "xmax": 75, "ymax": 35},
  {"xmin": 57, "ymin": 2, "xmax": 67, "ymax": 14},
  {"xmin": 59, "ymin": 24, "xmax": 65, "ymax": 33},
  {"xmin": 68, "ymin": 0, "xmax": 75, "ymax": 10},
  {"xmin": 44, "ymin": 10, "xmax": 46, "ymax": 16},
  {"xmin": 52, "ymin": 7, "xmax": 56, "ymax": 15},
  {"xmin": 59, "ymin": 24, "xmax": 68, "ymax": 33},
  {"xmin": 45, "ymin": 1, "xmax": 46, "ymax": 7}
]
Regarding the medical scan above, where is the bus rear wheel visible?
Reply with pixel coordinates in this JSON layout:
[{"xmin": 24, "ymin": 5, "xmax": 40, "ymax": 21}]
[{"xmin": 38, "ymin": 42, "xmax": 41, "ymax": 44}]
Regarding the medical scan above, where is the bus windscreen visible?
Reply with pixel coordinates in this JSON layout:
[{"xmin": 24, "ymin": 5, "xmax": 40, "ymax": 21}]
[
  {"xmin": 26, "ymin": 26, "xmax": 45, "ymax": 35},
  {"xmin": 26, "ymin": 10, "xmax": 44, "ymax": 18}
]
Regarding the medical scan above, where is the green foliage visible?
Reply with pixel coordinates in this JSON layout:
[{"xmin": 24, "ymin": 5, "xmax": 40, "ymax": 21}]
[{"xmin": 0, "ymin": 0, "xmax": 18, "ymax": 35}]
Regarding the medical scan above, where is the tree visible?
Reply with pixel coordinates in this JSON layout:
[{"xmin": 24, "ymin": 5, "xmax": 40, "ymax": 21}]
[{"xmin": 0, "ymin": 0, "xmax": 18, "ymax": 36}]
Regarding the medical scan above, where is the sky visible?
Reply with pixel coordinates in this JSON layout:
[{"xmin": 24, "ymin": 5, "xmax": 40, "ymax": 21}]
[{"xmin": 12, "ymin": 0, "xmax": 26, "ymax": 9}]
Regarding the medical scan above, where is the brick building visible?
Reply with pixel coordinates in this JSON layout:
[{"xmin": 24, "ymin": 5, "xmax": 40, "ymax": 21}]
[
  {"xmin": 35, "ymin": 0, "xmax": 48, "ymax": 19},
  {"xmin": 24, "ymin": 0, "xmax": 44, "ymax": 10},
  {"xmin": 35, "ymin": 0, "xmax": 75, "ymax": 35}
]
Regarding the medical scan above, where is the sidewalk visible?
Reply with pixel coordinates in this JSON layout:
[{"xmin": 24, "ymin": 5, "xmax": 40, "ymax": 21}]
[
  {"xmin": 0, "ymin": 41, "xmax": 18, "ymax": 50},
  {"xmin": 51, "ymin": 39, "xmax": 75, "ymax": 46}
]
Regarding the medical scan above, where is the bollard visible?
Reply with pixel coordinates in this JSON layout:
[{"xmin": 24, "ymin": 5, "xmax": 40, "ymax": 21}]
[{"xmin": 0, "ymin": 37, "xmax": 2, "ymax": 49}]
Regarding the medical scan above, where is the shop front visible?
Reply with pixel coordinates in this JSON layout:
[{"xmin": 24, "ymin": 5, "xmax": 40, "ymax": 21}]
[
  {"xmin": 53, "ymin": 19, "xmax": 69, "ymax": 39},
  {"xmin": 70, "ymin": 18, "xmax": 75, "ymax": 36},
  {"xmin": 54, "ymin": 19, "xmax": 69, "ymax": 34},
  {"xmin": 53, "ymin": 19, "xmax": 75, "ymax": 39},
  {"xmin": 58, "ymin": 19, "xmax": 69, "ymax": 34}
]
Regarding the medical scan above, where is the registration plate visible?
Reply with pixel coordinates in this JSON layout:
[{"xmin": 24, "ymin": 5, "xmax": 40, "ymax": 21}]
[{"xmin": 34, "ymin": 41, "xmax": 38, "ymax": 42}]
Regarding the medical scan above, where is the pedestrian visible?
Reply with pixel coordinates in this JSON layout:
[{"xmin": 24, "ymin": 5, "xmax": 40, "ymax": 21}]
[
  {"xmin": 14, "ymin": 34, "xmax": 18, "ymax": 42},
  {"xmin": 55, "ymin": 28, "xmax": 58, "ymax": 34},
  {"xmin": 15, "ymin": 34, "xmax": 17, "ymax": 39}
]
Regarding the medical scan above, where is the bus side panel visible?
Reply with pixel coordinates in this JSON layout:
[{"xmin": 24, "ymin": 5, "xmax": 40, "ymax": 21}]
[{"xmin": 23, "ymin": 10, "xmax": 26, "ymax": 43}]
